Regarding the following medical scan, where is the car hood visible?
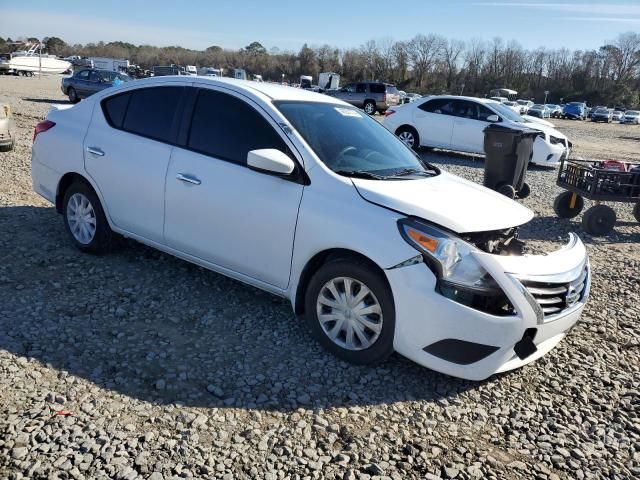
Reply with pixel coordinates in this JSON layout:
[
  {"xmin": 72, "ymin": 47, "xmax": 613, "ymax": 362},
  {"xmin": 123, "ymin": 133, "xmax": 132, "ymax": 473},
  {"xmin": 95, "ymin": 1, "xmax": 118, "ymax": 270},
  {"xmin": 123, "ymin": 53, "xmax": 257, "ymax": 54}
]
[
  {"xmin": 515, "ymin": 119, "xmax": 565, "ymax": 139},
  {"xmin": 352, "ymin": 171, "xmax": 534, "ymax": 233},
  {"xmin": 521, "ymin": 115, "xmax": 555, "ymax": 128}
]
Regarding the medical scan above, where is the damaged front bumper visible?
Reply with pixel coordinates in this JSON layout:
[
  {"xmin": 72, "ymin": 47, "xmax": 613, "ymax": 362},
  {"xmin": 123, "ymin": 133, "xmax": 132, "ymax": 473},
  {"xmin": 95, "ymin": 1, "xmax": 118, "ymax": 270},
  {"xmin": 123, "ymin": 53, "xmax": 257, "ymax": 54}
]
[{"xmin": 387, "ymin": 233, "xmax": 590, "ymax": 380}]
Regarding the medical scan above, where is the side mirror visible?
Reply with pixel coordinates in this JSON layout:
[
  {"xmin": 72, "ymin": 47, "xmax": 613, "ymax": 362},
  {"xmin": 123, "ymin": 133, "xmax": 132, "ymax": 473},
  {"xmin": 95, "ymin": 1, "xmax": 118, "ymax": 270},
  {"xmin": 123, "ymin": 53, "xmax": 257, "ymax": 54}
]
[
  {"xmin": 487, "ymin": 114, "xmax": 499, "ymax": 122},
  {"xmin": 247, "ymin": 149, "xmax": 295, "ymax": 175}
]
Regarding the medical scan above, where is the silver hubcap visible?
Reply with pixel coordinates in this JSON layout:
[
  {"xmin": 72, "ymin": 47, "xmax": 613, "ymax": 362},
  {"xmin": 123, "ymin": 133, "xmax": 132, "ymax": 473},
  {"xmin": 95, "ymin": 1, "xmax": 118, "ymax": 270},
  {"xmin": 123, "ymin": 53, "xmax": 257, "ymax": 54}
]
[
  {"xmin": 364, "ymin": 103, "xmax": 375, "ymax": 114},
  {"xmin": 316, "ymin": 277, "xmax": 383, "ymax": 351},
  {"xmin": 398, "ymin": 131, "xmax": 415, "ymax": 147},
  {"xmin": 67, "ymin": 193, "xmax": 97, "ymax": 244}
]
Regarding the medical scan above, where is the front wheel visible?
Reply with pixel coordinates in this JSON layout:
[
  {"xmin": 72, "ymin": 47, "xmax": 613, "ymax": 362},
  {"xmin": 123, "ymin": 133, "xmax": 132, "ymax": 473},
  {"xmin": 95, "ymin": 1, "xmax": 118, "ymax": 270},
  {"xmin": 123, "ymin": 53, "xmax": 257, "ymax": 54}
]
[
  {"xmin": 304, "ymin": 259, "xmax": 395, "ymax": 365},
  {"xmin": 396, "ymin": 126, "xmax": 420, "ymax": 151},
  {"xmin": 68, "ymin": 87, "xmax": 80, "ymax": 104},
  {"xmin": 62, "ymin": 181, "xmax": 114, "ymax": 253},
  {"xmin": 582, "ymin": 204, "xmax": 616, "ymax": 236}
]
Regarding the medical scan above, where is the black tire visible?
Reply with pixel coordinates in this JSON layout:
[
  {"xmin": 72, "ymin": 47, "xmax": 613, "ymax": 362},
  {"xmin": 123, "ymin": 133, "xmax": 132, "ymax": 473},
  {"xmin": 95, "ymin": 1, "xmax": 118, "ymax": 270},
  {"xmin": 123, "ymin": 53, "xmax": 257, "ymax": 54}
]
[
  {"xmin": 633, "ymin": 203, "xmax": 640, "ymax": 223},
  {"xmin": 517, "ymin": 182, "xmax": 531, "ymax": 199},
  {"xmin": 396, "ymin": 126, "xmax": 420, "ymax": 151},
  {"xmin": 363, "ymin": 101, "xmax": 376, "ymax": 115},
  {"xmin": 553, "ymin": 191, "xmax": 584, "ymax": 219},
  {"xmin": 62, "ymin": 180, "xmax": 114, "ymax": 254},
  {"xmin": 497, "ymin": 183, "xmax": 516, "ymax": 199},
  {"xmin": 582, "ymin": 205, "xmax": 616, "ymax": 236},
  {"xmin": 304, "ymin": 259, "xmax": 395, "ymax": 365},
  {"xmin": 68, "ymin": 87, "xmax": 80, "ymax": 104}
]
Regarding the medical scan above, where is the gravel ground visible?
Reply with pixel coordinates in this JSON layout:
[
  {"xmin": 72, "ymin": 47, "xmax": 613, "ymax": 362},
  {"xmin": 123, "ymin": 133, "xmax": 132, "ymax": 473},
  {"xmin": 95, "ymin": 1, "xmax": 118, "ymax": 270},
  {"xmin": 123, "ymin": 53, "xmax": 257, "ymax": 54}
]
[{"xmin": 0, "ymin": 75, "xmax": 639, "ymax": 480}]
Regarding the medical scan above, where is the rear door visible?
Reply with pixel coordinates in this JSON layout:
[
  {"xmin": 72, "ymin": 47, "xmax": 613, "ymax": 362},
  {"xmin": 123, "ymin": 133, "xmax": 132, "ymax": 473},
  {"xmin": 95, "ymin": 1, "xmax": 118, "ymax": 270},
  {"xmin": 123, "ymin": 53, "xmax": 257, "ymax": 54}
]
[
  {"xmin": 84, "ymin": 84, "xmax": 184, "ymax": 243},
  {"xmin": 451, "ymin": 100, "xmax": 494, "ymax": 153},
  {"xmin": 164, "ymin": 86, "xmax": 304, "ymax": 289},
  {"xmin": 354, "ymin": 83, "xmax": 367, "ymax": 107},
  {"xmin": 73, "ymin": 70, "xmax": 91, "ymax": 96},
  {"xmin": 413, "ymin": 98, "xmax": 456, "ymax": 148}
]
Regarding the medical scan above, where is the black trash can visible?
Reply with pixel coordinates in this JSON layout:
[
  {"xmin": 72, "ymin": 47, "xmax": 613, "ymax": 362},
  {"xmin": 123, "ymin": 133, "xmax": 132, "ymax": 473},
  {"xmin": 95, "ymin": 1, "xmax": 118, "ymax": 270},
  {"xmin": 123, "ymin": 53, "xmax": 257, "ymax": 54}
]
[{"xmin": 483, "ymin": 124, "xmax": 541, "ymax": 199}]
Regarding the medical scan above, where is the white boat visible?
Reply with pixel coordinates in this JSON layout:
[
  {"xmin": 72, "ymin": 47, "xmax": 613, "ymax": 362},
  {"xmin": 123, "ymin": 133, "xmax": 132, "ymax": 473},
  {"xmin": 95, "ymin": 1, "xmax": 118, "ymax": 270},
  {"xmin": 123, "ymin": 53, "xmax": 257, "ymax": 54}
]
[{"xmin": 0, "ymin": 44, "xmax": 71, "ymax": 75}]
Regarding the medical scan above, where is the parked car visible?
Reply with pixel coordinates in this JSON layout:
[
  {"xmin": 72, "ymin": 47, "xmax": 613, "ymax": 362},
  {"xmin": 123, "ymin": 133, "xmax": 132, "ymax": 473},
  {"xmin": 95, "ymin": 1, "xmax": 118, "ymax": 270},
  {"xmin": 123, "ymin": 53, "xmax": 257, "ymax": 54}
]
[
  {"xmin": 545, "ymin": 104, "xmax": 563, "ymax": 118},
  {"xmin": 31, "ymin": 77, "xmax": 590, "ymax": 380},
  {"xmin": 516, "ymin": 99, "xmax": 533, "ymax": 114},
  {"xmin": 591, "ymin": 107, "xmax": 613, "ymax": 123},
  {"xmin": 563, "ymin": 102, "xmax": 586, "ymax": 120},
  {"xmin": 325, "ymin": 81, "xmax": 400, "ymax": 114},
  {"xmin": 587, "ymin": 106, "xmax": 606, "ymax": 119},
  {"xmin": 61, "ymin": 69, "xmax": 132, "ymax": 103},
  {"xmin": 503, "ymin": 101, "xmax": 521, "ymax": 114},
  {"xmin": 0, "ymin": 104, "xmax": 15, "ymax": 151},
  {"xmin": 622, "ymin": 110, "xmax": 640, "ymax": 124},
  {"xmin": 383, "ymin": 96, "xmax": 571, "ymax": 167},
  {"xmin": 400, "ymin": 93, "xmax": 422, "ymax": 104},
  {"xmin": 527, "ymin": 104, "xmax": 550, "ymax": 119},
  {"xmin": 612, "ymin": 110, "xmax": 624, "ymax": 122}
]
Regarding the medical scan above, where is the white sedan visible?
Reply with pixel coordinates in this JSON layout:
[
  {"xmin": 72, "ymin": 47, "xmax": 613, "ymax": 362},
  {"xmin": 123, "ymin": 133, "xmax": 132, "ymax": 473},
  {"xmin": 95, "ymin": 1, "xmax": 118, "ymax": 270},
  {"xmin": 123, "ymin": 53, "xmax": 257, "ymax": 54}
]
[
  {"xmin": 31, "ymin": 77, "xmax": 589, "ymax": 380},
  {"xmin": 384, "ymin": 95, "xmax": 571, "ymax": 167}
]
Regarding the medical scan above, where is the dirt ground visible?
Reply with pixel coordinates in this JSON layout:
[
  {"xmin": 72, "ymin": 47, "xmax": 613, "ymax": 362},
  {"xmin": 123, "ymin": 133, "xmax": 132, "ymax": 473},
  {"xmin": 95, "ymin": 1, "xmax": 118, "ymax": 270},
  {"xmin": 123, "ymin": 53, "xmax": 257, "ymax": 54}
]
[{"xmin": 1, "ymin": 74, "xmax": 639, "ymax": 480}]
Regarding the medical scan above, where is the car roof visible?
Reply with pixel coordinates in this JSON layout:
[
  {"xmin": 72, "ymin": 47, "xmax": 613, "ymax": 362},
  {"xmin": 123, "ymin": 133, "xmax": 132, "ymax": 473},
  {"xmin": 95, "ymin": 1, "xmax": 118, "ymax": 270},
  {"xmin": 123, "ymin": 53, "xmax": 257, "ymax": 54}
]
[
  {"xmin": 422, "ymin": 95, "xmax": 499, "ymax": 104},
  {"xmin": 117, "ymin": 76, "xmax": 348, "ymax": 104}
]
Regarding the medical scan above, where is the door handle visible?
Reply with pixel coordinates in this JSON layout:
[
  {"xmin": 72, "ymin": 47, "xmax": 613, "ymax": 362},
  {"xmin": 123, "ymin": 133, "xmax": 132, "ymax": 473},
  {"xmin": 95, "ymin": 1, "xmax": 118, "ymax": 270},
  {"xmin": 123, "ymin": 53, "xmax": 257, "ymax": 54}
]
[
  {"xmin": 86, "ymin": 146, "xmax": 104, "ymax": 156},
  {"xmin": 176, "ymin": 173, "xmax": 201, "ymax": 185}
]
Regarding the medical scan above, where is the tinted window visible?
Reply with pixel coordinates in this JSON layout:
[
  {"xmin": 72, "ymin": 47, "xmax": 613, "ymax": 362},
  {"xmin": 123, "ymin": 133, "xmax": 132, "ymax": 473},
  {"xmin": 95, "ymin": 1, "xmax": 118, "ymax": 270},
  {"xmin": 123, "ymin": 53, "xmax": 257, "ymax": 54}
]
[
  {"xmin": 122, "ymin": 87, "xmax": 182, "ymax": 143},
  {"xmin": 356, "ymin": 83, "xmax": 366, "ymax": 93},
  {"xmin": 102, "ymin": 92, "xmax": 131, "ymax": 128},
  {"xmin": 75, "ymin": 70, "xmax": 90, "ymax": 79},
  {"xmin": 188, "ymin": 89, "xmax": 286, "ymax": 165},
  {"xmin": 419, "ymin": 98, "xmax": 456, "ymax": 115},
  {"xmin": 88, "ymin": 71, "xmax": 101, "ymax": 82},
  {"xmin": 343, "ymin": 83, "xmax": 356, "ymax": 93},
  {"xmin": 369, "ymin": 83, "xmax": 385, "ymax": 94}
]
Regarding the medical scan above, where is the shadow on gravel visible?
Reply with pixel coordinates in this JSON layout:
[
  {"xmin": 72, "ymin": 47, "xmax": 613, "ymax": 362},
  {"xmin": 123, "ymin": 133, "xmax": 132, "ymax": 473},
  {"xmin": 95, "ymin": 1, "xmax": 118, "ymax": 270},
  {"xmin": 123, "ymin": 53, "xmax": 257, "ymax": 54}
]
[
  {"xmin": 22, "ymin": 97, "xmax": 72, "ymax": 105},
  {"xmin": 1, "ymin": 205, "xmax": 480, "ymax": 412}
]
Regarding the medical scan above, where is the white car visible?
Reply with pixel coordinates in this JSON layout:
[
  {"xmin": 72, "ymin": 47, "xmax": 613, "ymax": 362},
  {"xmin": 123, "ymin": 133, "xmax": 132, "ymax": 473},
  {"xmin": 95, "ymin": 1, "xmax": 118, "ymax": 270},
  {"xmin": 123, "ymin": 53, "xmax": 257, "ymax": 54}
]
[
  {"xmin": 622, "ymin": 110, "xmax": 640, "ymax": 124},
  {"xmin": 31, "ymin": 77, "xmax": 590, "ymax": 381},
  {"xmin": 516, "ymin": 99, "xmax": 533, "ymax": 114},
  {"xmin": 503, "ymin": 101, "xmax": 521, "ymax": 114},
  {"xmin": 384, "ymin": 96, "xmax": 571, "ymax": 167}
]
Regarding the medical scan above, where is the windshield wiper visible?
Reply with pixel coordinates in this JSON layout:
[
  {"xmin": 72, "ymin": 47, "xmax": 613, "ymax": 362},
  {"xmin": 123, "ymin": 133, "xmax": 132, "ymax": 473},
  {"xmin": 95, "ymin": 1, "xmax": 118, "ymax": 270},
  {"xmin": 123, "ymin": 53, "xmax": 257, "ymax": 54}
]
[
  {"xmin": 334, "ymin": 169, "xmax": 388, "ymax": 180},
  {"xmin": 387, "ymin": 167, "xmax": 437, "ymax": 178}
]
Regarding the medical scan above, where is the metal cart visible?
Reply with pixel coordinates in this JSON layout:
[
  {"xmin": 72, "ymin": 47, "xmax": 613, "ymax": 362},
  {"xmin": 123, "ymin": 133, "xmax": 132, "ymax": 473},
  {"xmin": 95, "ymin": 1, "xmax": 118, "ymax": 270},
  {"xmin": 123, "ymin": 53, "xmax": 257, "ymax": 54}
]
[{"xmin": 553, "ymin": 158, "xmax": 640, "ymax": 235}]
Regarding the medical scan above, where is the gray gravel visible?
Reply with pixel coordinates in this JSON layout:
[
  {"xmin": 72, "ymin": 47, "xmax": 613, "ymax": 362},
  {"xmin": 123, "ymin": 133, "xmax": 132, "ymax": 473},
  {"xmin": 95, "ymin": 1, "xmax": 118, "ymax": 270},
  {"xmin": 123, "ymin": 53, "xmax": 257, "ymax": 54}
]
[{"xmin": 1, "ymin": 75, "xmax": 639, "ymax": 479}]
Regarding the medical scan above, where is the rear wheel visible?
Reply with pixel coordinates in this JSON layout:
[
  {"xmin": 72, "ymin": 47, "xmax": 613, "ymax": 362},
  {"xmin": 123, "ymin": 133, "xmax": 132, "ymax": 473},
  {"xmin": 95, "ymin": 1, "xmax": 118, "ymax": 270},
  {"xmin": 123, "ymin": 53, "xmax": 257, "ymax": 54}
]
[
  {"xmin": 582, "ymin": 204, "xmax": 616, "ymax": 235},
  {"xmin": 68, "ymin": 87, "xmax": 79, "ymax": 104},
  {"xmin": 553, "ymin": 191, "xmax": 584, "ymax": 218},
  {"xmin": 396, "ymin": 126, "xmax": 420, "ymax": 151},
  {"xmin": 304, "ymin": 259, "xmax": 395, "ymax": 365},
  {"xmin": 363, "ymin": 101, "xmax": 376, "ymax": 115},
  {"xmin": 517, "ymin": 182, "xmax": 531, "ymax": 199},
  {"xmin": 62, "ymin": 181, "xmax": 114, "ymax": 253}
]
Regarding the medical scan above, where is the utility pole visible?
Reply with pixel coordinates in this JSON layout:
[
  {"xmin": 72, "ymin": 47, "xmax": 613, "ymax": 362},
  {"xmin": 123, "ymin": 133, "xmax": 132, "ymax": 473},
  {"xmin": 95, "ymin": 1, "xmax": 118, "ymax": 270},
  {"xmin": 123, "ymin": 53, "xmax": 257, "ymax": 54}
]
[{"xmin": 544, "ymin": 90, "xmax": 549, "ymax": 104}]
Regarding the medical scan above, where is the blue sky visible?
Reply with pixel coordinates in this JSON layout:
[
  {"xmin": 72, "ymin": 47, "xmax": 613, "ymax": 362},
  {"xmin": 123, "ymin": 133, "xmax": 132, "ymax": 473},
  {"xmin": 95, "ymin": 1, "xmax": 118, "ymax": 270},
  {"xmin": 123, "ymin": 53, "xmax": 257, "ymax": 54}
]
[{"xmin": 1, "ymin": 0, "xmax": 639, "ymax": 51}]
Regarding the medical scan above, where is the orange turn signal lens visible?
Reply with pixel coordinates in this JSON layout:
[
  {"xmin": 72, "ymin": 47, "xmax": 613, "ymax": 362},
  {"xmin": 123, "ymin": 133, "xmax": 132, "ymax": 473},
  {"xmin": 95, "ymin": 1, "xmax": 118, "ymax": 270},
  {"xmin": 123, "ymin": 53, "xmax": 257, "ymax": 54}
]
[{"xmin": 407, "ymin": 228, "xmax": 439, "ymax": 253}]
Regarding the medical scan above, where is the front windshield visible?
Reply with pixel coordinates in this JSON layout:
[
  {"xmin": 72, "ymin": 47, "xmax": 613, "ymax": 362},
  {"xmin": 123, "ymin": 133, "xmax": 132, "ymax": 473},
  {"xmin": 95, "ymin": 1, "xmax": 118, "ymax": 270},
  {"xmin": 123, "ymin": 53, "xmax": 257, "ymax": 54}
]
[
  {"xmin": 627, "ymin": 111, "xmax": 639, "ymax": 116},
  {"xmin": 490, "ymin": 102, "xmax": 525, "ymax": 122},
  {"xmin": 275, "ymin": 101, "xmax": 434, "ymax": 178}
]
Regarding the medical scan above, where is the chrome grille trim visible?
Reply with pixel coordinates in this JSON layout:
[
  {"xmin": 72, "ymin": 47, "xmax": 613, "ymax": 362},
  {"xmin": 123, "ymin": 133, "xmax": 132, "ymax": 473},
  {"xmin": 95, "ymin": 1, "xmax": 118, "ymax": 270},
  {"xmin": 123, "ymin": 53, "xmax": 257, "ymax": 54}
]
[{"xmin": 517, "ymin": 264, "xmax": 589, "ymax": 322}]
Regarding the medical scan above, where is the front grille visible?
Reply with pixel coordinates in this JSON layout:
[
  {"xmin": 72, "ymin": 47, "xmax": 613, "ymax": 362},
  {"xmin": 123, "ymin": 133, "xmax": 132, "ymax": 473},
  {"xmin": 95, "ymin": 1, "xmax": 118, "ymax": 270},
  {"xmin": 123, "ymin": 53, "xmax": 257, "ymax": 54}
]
[{"xmin": 520, "ymin": 267, "xmax": 588, "ymax": 318}]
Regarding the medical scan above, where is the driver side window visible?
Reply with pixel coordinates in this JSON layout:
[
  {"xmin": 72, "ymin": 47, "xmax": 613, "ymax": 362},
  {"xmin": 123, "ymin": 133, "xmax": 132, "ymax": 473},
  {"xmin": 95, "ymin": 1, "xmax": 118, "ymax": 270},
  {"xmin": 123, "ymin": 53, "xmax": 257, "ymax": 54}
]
[
  {"xmin": 88, "ymin": 71, "xmax": 101, "ymax": 83},
  {"xmin": 343, "ymin": 83, "xmax": 356, "ymax": 93}
]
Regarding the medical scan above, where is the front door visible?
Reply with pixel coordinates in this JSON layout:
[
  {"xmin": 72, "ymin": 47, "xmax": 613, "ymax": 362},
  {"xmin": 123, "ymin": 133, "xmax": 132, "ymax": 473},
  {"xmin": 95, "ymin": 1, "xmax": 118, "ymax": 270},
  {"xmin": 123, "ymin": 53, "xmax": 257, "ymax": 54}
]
[{"xmin": 164, "ymin": 86, "xmax": 304, "ymax": 289}]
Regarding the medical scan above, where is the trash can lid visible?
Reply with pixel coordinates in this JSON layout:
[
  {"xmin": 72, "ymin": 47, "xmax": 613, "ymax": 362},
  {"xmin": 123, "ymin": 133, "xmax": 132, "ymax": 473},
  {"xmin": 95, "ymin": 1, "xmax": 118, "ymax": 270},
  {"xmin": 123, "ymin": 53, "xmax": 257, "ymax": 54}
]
[{"xmin": 483, "ymin": 123, "xmax": 542, "ymax": 137}]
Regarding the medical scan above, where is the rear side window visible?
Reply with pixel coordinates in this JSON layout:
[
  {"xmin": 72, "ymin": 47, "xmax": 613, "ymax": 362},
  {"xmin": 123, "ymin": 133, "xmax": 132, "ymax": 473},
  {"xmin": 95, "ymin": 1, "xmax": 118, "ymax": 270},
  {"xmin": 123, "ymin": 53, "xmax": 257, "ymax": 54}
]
[
  {"xmin": 122, "ymin": 87, "xmax": 182, "ymax": 143},
  {"xmin": 75, "ymin": 70, "xmax": 90, "ymax": 79},
  {"xmin": 420, "ymin": 98, "xmax": 456, "ymax": 115},
  {"xmin": 102, "ymin": 92, "xmax": 131, "ymax": 128},
  {"xmin": 369, "ymin": 83, "xmax": 385, "ymax": 94},
  {"xmin": 356, "ymin": 83, "xmax": 366, "ymax": 93},
  {"xmin": 386, "ymin": 85, "xmax": 399, "ymax": 95},
  {"xmin": 187, "ymin": 89, "xmax": 286, "ymax": 165}
]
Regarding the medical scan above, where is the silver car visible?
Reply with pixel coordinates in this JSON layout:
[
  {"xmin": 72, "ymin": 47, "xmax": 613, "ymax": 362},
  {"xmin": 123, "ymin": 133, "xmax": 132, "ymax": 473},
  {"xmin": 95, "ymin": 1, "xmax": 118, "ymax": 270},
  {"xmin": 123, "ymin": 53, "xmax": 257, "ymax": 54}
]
[{"xmin": 325, "ymin": 81, "xmax": 400, "ymax": 115}]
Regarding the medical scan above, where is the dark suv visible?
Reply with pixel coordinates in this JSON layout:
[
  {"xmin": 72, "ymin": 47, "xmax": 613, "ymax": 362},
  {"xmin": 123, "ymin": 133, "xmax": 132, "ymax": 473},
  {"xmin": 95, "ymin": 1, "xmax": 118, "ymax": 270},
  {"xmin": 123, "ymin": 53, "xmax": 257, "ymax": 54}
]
[{"xmin": 325, "ymin": 82, "xmax": 401, "ymax": 114}]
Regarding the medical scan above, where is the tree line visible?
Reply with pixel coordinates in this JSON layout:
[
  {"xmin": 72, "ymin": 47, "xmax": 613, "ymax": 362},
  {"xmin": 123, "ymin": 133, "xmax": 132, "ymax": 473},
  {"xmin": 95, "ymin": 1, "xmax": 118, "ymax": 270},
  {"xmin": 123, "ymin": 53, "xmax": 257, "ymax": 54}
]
[{"xmin": 2, "ymin": 32, "xmax": 639, "ymax": 107}]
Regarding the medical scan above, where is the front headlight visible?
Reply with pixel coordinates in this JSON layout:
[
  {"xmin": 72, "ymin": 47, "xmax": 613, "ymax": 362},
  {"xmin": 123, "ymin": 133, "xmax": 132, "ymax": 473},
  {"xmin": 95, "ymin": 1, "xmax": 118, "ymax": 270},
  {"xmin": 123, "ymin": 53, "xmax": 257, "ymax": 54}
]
[{"xmin": 398, "ymin": 218, "xmax": 515, "ymax": 315}]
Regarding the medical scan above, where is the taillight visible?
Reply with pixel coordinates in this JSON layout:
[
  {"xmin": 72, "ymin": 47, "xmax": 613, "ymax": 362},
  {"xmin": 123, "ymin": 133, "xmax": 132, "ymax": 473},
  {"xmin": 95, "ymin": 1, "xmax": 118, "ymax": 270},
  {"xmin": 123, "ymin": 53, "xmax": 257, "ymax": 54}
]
[
  {"xmin": 384, "ymin": 109, "xmax": 396, "ymax": 117},
  {"xmin": 33, "ymin": 120, "xmax": 56, "ymax": 142},
  {"xmin": 382, "ymin": 93, "xmax": 387, "ymax": 102}
]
